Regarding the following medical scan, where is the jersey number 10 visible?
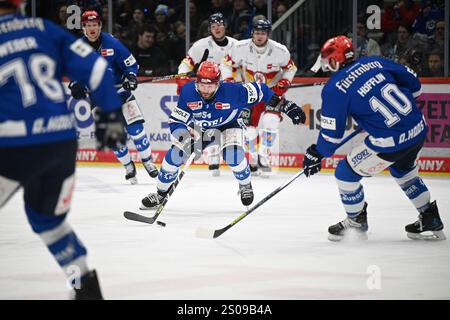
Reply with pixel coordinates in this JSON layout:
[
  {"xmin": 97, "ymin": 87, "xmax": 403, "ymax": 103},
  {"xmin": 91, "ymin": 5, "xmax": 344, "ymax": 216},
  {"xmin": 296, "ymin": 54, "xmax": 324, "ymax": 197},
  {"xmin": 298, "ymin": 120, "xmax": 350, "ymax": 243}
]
[
  {"xmin": 0, "ymin": 54, "xmax": 65, "ymax": 107},
  {"xmin": 369, "ymin": 83, "xmax": 413, "ymax": 127}
]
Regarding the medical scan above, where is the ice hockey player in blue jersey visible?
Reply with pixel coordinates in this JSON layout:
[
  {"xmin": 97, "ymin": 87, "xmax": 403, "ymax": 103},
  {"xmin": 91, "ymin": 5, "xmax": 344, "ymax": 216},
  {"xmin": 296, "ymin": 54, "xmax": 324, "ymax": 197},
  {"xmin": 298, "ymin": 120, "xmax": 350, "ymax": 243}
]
[
  {"xmin": 0, "ymin": 0, "xmax": 126, "ymax": 299},
  {"xmin": 69, "ymin": 10, "xmax": 158, "ymax": 184},
  {"xmin": 302, "ymin": 35, "xmax": 445, "ymax": 241},
  {"xmin": 141, "ymin": 61, "xmax": 305, "ymax": 208}
]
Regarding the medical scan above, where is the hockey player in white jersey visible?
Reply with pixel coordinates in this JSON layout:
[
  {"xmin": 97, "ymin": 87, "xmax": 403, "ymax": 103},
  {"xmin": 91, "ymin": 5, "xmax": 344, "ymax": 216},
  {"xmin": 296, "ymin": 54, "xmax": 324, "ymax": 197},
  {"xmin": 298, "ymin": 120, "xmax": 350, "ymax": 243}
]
[
  {"xmin": 177, "ymin": 13, "xmax": 237, "ymax": 177},
  {"xmin": 221, "ymin": 17, "xmax": 297, "ymax": 176}
]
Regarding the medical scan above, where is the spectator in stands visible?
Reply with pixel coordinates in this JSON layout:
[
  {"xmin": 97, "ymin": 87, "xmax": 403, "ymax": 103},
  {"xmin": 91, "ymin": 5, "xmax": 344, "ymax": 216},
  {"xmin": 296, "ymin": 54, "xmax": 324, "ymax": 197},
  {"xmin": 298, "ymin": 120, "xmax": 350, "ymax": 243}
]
[
  {"xmin": 208, "ymin": 0, "xmax": 233, "ymax": 18},
  {"xmin": 252, "ymin": 0, "xmax": 268, "ymax": 17},
  {"xmin": 124, "ymin": 7, "xmax": 150, "ymax": 45},
  {"xmin": 132, "ymin": 26, "xmax": 170, "ymax": 76},
  {"xmin": 380, "ymin": 0, "xmax": 420, "ymax": 45},
  {"xmin": 356, "ymin": 20, "xmax": 382, "ymax": 57},
  {"xmin": 229, "ymin": 0, "xmax": 251, "ymax": 40},
  {"xmin": 152, "ymin": 4, "xmax": 173, "ymax": 35},
  {"xmin": 412, "ymin": 0, "xmax": 444, "ymax": 38},
  {"xmin": 422, "ymin": 50, "xmax": 444, "ymax": 76},
  {"xmin": 170, "ymin": 21, "xmax": 187, "ymax": 65},
  {"xmin": 274, "ymin": 2, "xmax": 288, "ymax": 22},
  {"xmin": 56, "ymin": 5, "xmax": 68, "ymax": 28},
  {"xmin": 196, "ymin": 20, "xmax": 211, "ymax": 40},
  {"xmin": 382, "ymin": 24, "xmax": 419, "ymax": 62},
  {"xmin": 428, "ymin": 20, "xmax": 445, "ymax": 52}
]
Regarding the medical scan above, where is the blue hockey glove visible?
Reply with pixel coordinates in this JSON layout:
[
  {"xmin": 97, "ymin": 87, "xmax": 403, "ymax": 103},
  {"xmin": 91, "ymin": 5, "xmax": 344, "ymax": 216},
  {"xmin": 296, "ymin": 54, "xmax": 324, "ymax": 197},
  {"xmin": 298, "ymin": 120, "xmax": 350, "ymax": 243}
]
[
  {"xmin": 266, "ymin": 95, "xmax": 306, "ymax": 125},
  {"xmin": 122, "ymin": 73, "xmax": 138, "ymax": 91},
  {"xmin": 303, "ymin": 144, "xmax": 324, "ymax": 177},
  {"xmin": 172, "ymin": 128, "xmax": 203, "ymax": 161}
]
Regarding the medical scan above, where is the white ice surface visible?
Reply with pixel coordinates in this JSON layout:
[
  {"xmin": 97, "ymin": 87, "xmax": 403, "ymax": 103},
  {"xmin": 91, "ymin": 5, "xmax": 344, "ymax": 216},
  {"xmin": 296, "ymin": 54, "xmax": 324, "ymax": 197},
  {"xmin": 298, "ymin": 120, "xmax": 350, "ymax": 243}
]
[{"xmin": 1, "ymin": 165, "xmax": 449, "ymax": 300}]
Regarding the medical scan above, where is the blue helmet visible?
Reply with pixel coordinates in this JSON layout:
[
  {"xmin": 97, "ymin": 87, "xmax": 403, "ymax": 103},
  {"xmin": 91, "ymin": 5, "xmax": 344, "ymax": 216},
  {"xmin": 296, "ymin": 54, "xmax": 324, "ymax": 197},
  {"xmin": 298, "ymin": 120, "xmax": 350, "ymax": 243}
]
[
  {"xmin": 252, "ymin": 18, "xmax": 272, "ymax": 33},
  {"xmin": 208, "ymin": 13, "xmax": 226, "ymax": 26}
]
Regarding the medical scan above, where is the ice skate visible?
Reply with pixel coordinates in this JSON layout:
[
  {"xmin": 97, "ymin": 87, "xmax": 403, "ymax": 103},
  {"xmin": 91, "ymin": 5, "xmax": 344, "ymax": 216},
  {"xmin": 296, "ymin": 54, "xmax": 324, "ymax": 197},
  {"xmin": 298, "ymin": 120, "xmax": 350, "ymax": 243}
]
[
  {"xmin": 405, "ymin": 201, "xmax": 446, "ymax": 241},
  {"xmin": 143, "ymin": 159, "xmax": 158, "ymax": 178},
  {"xmin": 73, "ymin": 270, "xmax": 103, "ymax": 300},
  {"xmin": 249, "ymin": 164, "xmax": 260, "ymax": 176},
  {"xmin": 238, "ymin": 182, "xmax": 254, "ymax": 206},
  {"xmin": 209, "ymin": 164, "xmax": 220, "ymax": 177},
  {"xmin": 140, "ymin": 189, "xmax": 168, "ymax": 210},
  {"xmin": 328, "ymin": 203, "xmax": 369, "ymax": 241},
  {"xmin": 258, "ymin": 155, "xmax": 272, "ymax": 178},
  {"xmin": 125, "ymin": 161, "xmax": 137, "ymax": 184}
]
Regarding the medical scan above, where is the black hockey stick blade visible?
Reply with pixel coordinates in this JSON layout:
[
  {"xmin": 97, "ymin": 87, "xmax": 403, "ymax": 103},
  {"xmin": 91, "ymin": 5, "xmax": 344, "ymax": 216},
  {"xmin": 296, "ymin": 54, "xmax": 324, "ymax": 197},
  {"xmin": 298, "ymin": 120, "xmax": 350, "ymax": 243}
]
[
  {"xmin": 196, "ymin": 128, "xmax": 364, "ymax": 239},
  {"xmin": 124, "ymin": 211, "xmax": 157, "ymax": 224}
]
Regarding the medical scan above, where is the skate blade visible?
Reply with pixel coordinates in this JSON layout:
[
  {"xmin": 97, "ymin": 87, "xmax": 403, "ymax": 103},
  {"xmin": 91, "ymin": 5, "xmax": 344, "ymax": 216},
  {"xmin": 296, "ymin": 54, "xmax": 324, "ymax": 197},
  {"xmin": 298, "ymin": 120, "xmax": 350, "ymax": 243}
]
[
  {"xmin": 139, "ymin": 204, "xmax": 156, "ymax": 210},
  {"xmin": 407, "ymin": 230, "xmax": 446, "ymax": 241},
  {"xmin": 328, "ymin": 230, "xmax": 368, "ymax": 242},
  {"xmin": 211, "ymin": 170, "xmax": 220, "ymax": 177},
  {"xmin": 127, "ymin": 177, "xmax": 138, "ymax": 185}
]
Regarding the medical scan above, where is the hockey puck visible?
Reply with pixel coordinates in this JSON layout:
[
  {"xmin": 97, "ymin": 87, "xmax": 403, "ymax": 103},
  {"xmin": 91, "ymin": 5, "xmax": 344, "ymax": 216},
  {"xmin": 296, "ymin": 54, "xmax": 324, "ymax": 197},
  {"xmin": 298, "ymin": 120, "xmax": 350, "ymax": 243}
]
[{"xmin": 157, "ymin": 221, "xmax": 166, "ymax": 227}]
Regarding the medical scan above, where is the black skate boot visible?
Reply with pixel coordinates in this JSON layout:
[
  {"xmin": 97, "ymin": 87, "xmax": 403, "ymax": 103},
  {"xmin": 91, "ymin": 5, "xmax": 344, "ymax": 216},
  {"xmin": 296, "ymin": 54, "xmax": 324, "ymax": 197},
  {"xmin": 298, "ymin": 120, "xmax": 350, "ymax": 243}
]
[
  {"xmin": 328, "ymin": 203, "xmax": 369, "ymax": 241},
  {"xmin": 140, "ymin": 189, "xmax": 169, "ymax": 210},
  {"xmin": 405, "ymin": 201, "xmax": 446, "ymax": 240},
  {"xmin": 125, "ymin": 161, "xmax": 137, "ymax": 184},
  {"xmin": 74, "ymin": 270, "xmax": 103, "ymax": 300},
  {"xmin": 209, "ymin": 164, "xmax": 220, "ymax": 177},
  {"xmin": 238, "ymin": 182, "xmax": 254, "ymax": 206},
  {"xmin": 250, "ymin": 164, "xmax": 260, "ymax": 176},
  {"xmin": 143, "ymin": 159, "xmax": 158, "ymax": 178}
]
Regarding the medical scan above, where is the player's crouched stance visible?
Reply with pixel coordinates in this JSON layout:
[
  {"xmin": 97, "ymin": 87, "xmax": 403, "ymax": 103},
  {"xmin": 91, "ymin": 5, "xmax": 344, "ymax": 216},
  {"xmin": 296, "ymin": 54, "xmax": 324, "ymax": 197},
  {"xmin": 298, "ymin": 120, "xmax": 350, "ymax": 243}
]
[
  {"xmin": 141, "ymin": 61, "xmax": 305, "ymax": 209},
  {"xmin": 303, "ymin": 36, "xmax": 445, "ymax": 242}
]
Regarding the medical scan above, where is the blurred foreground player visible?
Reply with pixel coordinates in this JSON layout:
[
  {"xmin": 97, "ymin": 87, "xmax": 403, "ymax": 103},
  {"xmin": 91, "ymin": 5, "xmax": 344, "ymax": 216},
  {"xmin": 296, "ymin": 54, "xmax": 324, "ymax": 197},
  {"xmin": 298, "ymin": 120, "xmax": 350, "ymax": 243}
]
[
  {"xmin": 141, "ymin": 61, "xmax": 305, "ymax": 209},
  {"xmin": 302, "ymin": 35, "xmax": 445, "ymax": 241},
  {"xmin": 0, "ymin": 0, "xmax": 125, "ymax": 299},
  {"xmin": 69, "ymin": 10, "xmax": 158, "ymax": 184}
]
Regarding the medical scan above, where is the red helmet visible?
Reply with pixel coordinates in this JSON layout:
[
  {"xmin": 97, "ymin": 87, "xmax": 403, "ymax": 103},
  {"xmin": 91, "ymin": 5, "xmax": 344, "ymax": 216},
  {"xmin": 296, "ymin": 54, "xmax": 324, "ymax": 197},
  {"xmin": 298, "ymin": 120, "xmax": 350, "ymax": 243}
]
[
  {"xmin": 320, "ymin": 35, "xmax": 355, "ymax": 72},
  {"xmin": 197, "ymin": 61, "xmax": 221, "ymax": 84},
  {"xmin": 82, "ymin": 10, "xmax": 102, "ymax": 26},
  {"xmin": 0, "ymin": 0, "xmax": 22, "ymax": 7}
]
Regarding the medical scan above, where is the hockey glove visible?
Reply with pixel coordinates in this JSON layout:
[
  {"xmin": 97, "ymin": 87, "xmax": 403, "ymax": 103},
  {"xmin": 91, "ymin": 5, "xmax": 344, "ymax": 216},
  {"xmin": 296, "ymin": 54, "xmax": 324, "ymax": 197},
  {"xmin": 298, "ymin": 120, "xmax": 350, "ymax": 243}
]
[
  {"xmin": 93, "ymin": 109, "xmax": 127, "ymax": 150},
  {"xmin": 281, "ymin": 100, "xmax": 306, "ymax": 125},
  {"xmin": 122, "ymin": 73, "xmax": 138, "ymax": 91},
  {"xmin": 176, "ymin": 76, "xmax": 191, "ymax": 95},
  {"xmin": 266, "ymin": 95, "xmax": 306, "ymax": 125},
  {"xmin": 69, "ymin": 81, "xmax": 87, "ymax": 100},
  {"xmin": 272, "ymin": 78, "xmax": 291, "ymax": 96},
  {"xmin": 237, "ymin": 108, "xmax": 252, "ymax": 127},
  {"xmin": 303, "ymin": 144, "xmax": 324, "ymax": 177}
]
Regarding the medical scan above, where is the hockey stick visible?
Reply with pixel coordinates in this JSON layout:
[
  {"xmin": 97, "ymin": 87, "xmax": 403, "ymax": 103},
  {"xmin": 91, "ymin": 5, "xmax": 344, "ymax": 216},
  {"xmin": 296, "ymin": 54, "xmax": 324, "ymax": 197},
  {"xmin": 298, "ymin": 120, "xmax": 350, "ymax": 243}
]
[
  {"xmin": 288, "ymin": 81, "xmax": 326, "ymax": 89},
  {"xmin": 138, "ymin": 49, "xmax": 210, "ymax": 84},
  {"xmin": 123, "ymin": 151, "xmax": 197, "ymax": 224},
  {"xmin": 195, "ymin": 128, "xmax": 364, "ymax": 239}
]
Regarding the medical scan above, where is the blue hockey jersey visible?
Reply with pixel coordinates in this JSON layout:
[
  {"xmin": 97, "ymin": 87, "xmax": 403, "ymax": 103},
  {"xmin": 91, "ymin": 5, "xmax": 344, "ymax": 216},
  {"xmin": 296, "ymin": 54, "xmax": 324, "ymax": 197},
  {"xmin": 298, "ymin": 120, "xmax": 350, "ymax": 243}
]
[
  {"xmin": 82, "ymin": 32, "xmax": 138, "ymax": 86},
  {"xmin": 0, "ymin": 14, "xmax": 121, "ymax": 147},
  {"xmin": 317, "ymin": 56, "xmax": 426, "ymax": 157},
  {"xmin": 169, "ymin": 81, "xmax": 274, "ymax": 133}
]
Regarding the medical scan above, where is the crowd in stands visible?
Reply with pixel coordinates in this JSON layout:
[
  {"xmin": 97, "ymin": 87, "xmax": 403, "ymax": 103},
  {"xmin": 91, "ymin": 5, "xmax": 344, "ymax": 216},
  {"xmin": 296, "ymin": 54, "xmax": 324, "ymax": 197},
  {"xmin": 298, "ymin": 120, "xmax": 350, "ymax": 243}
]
[{"xmin": 33, "ymin": 0, "xmax": 448, "ymax": 77}]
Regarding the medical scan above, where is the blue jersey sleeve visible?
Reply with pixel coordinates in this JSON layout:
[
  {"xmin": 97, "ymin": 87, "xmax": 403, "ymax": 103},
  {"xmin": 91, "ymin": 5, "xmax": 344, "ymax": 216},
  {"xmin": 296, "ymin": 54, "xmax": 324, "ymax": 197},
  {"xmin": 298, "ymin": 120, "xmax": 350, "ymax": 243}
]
[
  {"xmin": 237, "ymin": 82, "xmax": 274, "ymax": 108},
  {"xmin": 110, "ymin": 35, "xmax": 138, "ymax": 76},
  {"xmin": 379, "ymin": 57, "xmax": 422, "ymax": 98},
  {"xmin": 49, "ymin": 22, "xmax": 121, "ymax": 111},
  {"xmin": 168, "ymin": 85, "xmax": 193, "ymax": 134},
  {"xmin": 316, "ymin": 84, "xmax": 350, "ymax": 157}
]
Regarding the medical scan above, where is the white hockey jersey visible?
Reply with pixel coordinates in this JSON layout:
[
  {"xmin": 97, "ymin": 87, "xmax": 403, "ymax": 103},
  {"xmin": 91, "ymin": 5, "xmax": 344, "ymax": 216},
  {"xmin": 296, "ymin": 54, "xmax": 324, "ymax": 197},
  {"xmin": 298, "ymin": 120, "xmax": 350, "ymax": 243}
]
[
  {"xmin": 220, "ymin": 39, "xmax": 297, "ymax": 87},
  {"xmin": 178, "ymin": 35, "xmax": 237, "ymax": 74}
]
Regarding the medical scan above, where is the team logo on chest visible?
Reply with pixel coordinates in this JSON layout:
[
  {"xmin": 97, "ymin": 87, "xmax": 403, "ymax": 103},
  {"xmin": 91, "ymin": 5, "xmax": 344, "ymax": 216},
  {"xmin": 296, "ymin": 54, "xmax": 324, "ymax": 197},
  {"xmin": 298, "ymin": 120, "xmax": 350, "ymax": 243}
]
[
  {"xmin": 101, "ymin": 48, "xmax": 114, "ymax": 56},
  {"xmin": 253, "ymin": 72, "xmax": 266, "ymax": 84},
  {"xmin": 187, "ymin": 101, "xmax": 203, "ymax": 110},
  {"xmin": 215, "ymin": 102, "xmax": 230, "ymax": 110}
]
